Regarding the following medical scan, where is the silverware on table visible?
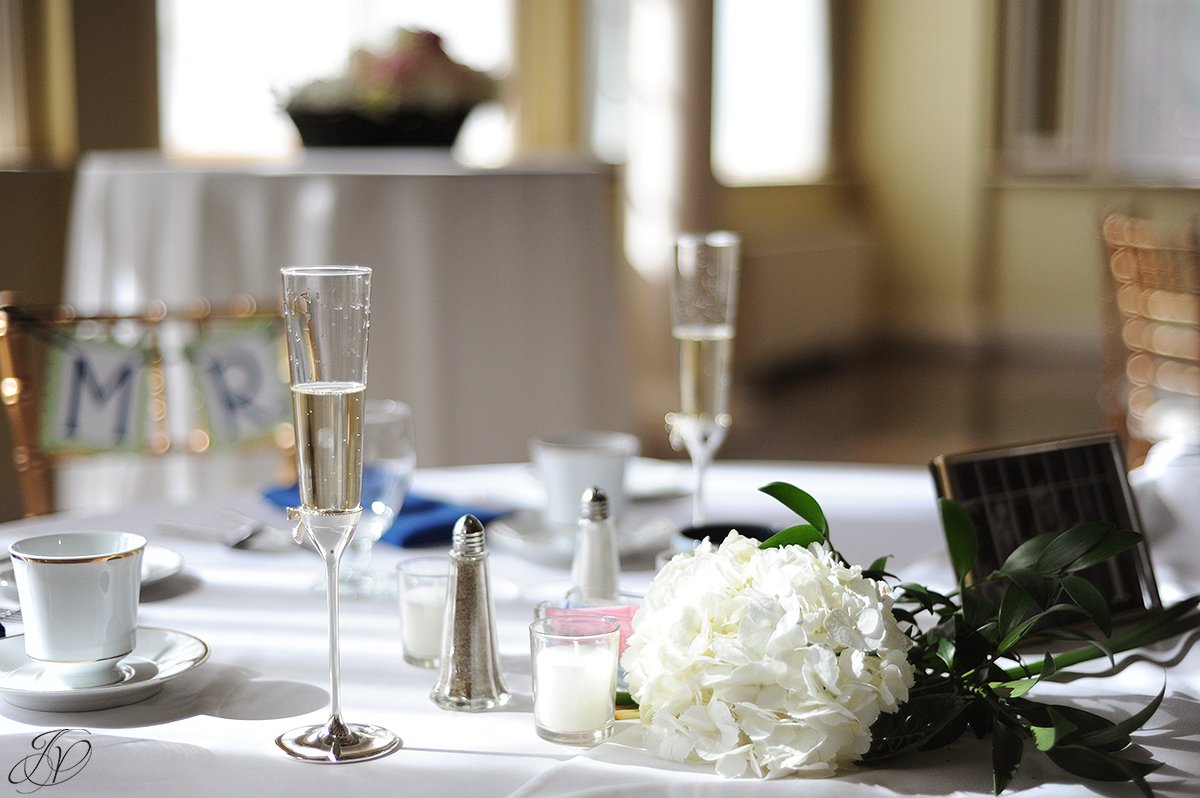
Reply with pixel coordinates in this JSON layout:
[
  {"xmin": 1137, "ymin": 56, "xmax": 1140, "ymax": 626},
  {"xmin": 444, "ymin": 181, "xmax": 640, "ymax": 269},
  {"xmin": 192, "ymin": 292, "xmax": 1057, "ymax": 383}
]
[{"xmin": 156, "ymin": 509, "xmax": 304, "ymax": 553}]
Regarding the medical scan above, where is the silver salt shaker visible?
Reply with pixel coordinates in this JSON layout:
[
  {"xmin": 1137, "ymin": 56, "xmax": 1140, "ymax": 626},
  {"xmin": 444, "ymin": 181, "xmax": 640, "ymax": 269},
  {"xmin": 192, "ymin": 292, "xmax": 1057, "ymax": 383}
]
[
  {"xmin": 430, "ymin": 514, "xmax": 511, "ymax": 711},
  {"xmin": 569, "ymin": 487, "xmax": 620, "ymax": 603}
]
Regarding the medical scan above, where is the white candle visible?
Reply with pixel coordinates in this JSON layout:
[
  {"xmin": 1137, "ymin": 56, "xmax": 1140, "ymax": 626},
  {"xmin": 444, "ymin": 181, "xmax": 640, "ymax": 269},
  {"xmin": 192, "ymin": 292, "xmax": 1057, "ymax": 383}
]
[
  {"xmin": 401, "ymin": 584, "xmax": 446, "ymax": 661},
  {"xmin": 534, "ymin": 644, "xmax": 617, "ymax": 733}
]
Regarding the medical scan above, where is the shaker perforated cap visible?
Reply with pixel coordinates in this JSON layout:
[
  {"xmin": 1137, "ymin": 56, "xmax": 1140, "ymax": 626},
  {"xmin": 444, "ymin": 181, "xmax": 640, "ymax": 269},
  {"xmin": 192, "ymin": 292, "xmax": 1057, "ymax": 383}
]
[
  {"xmin": 452, "ymin": 514, "xmax": 486, "ymax": 555},
  {"xmin": 580, "ymin": 486, "xmax": 609, "ymax": 521}
]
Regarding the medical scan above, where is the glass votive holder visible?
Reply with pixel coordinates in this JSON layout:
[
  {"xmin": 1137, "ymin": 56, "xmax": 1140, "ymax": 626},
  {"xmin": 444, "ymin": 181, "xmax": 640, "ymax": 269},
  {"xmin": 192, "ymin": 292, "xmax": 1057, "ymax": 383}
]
[
  {"xmin": 535, "ymin": 591, "xmax": 640, "ymax": 691},
  {"xmin": 398, "ymin": 556, "xmax": 449, "ymax": 668},
  {"xmin": 529, "ymin": 616, "xmax": 620, "ymax": 746}
]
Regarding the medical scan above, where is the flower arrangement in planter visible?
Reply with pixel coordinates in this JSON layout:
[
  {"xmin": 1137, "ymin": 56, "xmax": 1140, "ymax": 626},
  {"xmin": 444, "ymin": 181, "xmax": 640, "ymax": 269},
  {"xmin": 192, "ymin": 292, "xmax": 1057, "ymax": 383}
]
[{"xmin": 284, "ymin": 28, "xmax": 497, "ymax": 147}]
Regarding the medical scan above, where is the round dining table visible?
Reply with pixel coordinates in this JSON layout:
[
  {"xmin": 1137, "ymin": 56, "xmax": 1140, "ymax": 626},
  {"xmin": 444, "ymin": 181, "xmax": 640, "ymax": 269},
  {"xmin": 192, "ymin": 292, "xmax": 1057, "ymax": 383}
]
[{"xmin": 0, "ymin": 460, "xmax": 1196, "ymax": 797}]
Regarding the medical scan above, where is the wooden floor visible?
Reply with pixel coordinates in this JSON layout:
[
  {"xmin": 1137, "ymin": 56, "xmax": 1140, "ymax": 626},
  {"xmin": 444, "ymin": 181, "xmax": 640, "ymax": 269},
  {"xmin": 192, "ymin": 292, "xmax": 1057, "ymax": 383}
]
[{"xmin": 642, "ymin": 346, "xmax": 1110, "ymax": 468}]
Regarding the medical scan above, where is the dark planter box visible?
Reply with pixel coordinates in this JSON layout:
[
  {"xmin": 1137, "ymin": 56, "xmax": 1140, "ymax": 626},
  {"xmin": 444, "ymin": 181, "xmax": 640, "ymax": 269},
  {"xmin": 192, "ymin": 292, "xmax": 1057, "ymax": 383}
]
[{"xmin": 287, "ymin": 107, "xmax": 472, "ymax": 147}]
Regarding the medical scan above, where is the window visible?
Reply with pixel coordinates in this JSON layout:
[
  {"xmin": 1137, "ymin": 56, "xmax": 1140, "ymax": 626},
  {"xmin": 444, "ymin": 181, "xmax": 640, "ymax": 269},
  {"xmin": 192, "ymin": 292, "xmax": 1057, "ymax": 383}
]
[
  {"xmin": 157, "ymin": 0, "xmax": 511, "ymax": 161},
  {"xmin": 587, "ymin": 0, "xmax": 831, "ymax": 185},
  {"xmin": 711, "ymin": 0, "xmax": 830, "ymax": 185},
  {"xmin": 1106, "ymin": 0, "xmax": 1200, "ymax": 181},
  {"xmin": 1002, "ymin": 0, "xmax": 1200, "ymax": 182}
]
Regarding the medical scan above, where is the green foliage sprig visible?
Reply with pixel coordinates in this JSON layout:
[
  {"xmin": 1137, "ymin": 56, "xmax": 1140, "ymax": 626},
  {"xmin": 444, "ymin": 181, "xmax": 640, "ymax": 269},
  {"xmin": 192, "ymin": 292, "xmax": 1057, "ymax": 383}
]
[{"xmin": 759, "ymin": 481, "xmax": 1200, "ymax": 796}]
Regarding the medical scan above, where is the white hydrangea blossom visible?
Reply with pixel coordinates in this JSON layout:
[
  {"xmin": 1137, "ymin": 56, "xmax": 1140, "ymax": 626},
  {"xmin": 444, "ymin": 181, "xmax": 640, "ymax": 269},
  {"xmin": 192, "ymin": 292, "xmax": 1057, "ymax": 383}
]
[{"xmin": 623, "ymin": 531, "xmax": 915, "ymax": 779}]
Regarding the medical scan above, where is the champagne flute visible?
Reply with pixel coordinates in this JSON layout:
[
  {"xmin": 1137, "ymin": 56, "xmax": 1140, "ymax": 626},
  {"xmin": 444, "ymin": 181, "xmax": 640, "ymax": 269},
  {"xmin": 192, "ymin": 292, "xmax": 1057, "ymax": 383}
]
[
  {"xmin": 277, "ymin": 265, "xmax": 401, "ymax": 763},
  {"xmin": 667, "ymin": 232, "xmax": 740, "ymax": 526},
  {"xmin": 341, "ymin": 399, "xmax": 416, "ymax": 597}
]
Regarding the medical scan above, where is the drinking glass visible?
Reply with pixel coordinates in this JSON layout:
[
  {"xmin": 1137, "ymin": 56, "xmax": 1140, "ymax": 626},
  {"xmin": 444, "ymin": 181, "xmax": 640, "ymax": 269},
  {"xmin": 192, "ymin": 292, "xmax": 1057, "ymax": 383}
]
[
  {"xmin": 341, "ymin": 399, "xmax": 415, "ymax": 597},
  {"xmin": 666, "ymin": 232, "xmax": 740, "ymax": 525},
  {"xmin": 277, "ymin": 265, "xmax": 401, "ymax": 763}
]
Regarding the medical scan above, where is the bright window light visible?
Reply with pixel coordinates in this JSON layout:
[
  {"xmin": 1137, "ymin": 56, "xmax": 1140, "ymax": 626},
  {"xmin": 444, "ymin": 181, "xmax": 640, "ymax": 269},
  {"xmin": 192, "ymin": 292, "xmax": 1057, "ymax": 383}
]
[
  {"xmin": 157, "ymin": 0, "xmax": 510, "ymax": 160},
  {"xmin": 711, "ymin": 0, "xmax": 830, "ymax": 185}
]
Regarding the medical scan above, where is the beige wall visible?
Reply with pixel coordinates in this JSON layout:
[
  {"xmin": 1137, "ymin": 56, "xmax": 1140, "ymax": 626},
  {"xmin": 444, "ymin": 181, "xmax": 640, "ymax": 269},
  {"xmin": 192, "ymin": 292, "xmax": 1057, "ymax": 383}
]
[
  {"xmin": 850, "ymin": 0, "xmax": 992, "ymax": 347},
  {"xmin": 851, "ymin": 0, "xmax": 1199, "ymax": 360},
  {"xmin": 992, "ymin": 187, "xmax": 1200, "ymax": 355}
]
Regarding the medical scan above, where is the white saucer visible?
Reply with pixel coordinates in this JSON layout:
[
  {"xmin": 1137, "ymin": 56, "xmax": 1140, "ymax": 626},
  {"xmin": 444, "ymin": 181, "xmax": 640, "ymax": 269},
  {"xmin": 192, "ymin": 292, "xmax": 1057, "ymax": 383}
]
[
  {"xmin": 141, "ymin": 545, "xmax": 186, "ymax": 585},
  {"xmin": 487, "ymin": 507, "xmax": 676, "ymax": 566},
  {"xmin": 0, "ymin": 544, "xmax": 184, "ymax": 599},
  {"xmin": 0, "ymin": 627, "xmax": 209, "ymax": 712},
  {"xmin": 628, "ymin": 458, "xmax": 692, "ymax": 502}
]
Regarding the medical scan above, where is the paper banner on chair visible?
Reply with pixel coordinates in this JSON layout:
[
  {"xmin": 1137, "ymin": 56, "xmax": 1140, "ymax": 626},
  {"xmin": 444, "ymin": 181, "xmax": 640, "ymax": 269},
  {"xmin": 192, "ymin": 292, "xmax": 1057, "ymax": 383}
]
[
  {"xmin": 185, "ymin": 320, "xmax": 290, "ymax": 449},
  {"xmin": 39, "ymin": 336, "xmax": 152, "ymax": 454}
]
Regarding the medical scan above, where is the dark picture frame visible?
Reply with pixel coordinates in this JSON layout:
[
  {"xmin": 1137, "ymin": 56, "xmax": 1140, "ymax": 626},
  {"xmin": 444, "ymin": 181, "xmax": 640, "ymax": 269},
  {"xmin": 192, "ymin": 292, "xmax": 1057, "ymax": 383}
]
[{"xmin": 930, "ymin": 432, "xmax": 1161, "ymax": 617}]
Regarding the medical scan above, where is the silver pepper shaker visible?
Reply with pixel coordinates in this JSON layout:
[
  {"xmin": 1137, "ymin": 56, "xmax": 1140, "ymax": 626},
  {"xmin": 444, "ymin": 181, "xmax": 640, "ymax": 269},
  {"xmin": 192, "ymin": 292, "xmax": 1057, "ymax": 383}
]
[
  {"xmin": 569, "ymin": 487, "xmax": 620, "ymax": 603},
  {"xmin": 430, "ymin": 514, "xmax": 511, "ymax": 711}
]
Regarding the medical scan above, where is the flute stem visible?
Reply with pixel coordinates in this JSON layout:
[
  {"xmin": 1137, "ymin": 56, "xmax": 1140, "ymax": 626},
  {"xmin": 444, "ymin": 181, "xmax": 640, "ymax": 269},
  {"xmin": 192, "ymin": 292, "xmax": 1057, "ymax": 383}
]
[
  {"xmin": 690, "ymin": 450, "xmax": 710, "ymax": 526},
  {"xmin": 324, "ymin": 553, "xmax": 344, "ymax": 726}
]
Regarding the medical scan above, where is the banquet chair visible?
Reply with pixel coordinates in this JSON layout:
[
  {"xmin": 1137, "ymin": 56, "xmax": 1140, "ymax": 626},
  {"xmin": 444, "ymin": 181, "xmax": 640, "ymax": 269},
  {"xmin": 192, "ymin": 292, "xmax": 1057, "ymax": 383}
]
[
  {"xmin": 1100, "ymin": 213, "xmax": 1200, "ymax": 467},
  {"xmin": 0, "ymin": 292, "xmax": 294, "ymax": 517}
]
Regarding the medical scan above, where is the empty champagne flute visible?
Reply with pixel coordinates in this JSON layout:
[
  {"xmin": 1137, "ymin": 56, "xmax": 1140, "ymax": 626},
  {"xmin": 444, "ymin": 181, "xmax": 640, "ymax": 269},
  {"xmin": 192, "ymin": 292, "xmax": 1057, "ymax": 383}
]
[
  {"xmin": 667, "ymin": 232, "xmax": 740, "ymax": 526},
  {"xmin": 277, "ymin": 265, "xmax": 401, "ymax": 763},
  {"xmin": 341, "ymin": 399, "xmax": 416, "ymax": 597}
]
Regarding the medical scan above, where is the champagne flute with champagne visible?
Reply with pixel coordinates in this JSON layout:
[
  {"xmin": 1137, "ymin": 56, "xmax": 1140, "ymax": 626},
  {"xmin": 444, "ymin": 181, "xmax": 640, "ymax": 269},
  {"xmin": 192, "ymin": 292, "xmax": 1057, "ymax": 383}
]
[
  {"xmin": 277, "ymin": 265, "xmax": 401, "ymax": 763},
  {"xmin": 667, "ymin": 232, "xmax": 740, "ymax": 526}
]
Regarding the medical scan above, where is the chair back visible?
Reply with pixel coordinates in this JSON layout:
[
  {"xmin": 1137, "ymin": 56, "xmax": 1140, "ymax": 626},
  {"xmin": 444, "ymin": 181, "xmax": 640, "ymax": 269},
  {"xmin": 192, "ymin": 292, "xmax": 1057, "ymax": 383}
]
[
  {"xmin": 1100, "ymin": 214, "xmax": 1200, "ymax": 465},
  {"xmin": 0, "ymin": 292, "xmax": 294, "ymax": 516}
]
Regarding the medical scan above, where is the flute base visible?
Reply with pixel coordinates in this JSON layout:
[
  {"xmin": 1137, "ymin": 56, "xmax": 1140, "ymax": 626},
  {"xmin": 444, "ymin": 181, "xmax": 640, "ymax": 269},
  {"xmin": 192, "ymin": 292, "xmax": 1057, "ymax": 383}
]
[{"xmin": 276, "ymin": 718, "xmax": 401, "ymax": 763}]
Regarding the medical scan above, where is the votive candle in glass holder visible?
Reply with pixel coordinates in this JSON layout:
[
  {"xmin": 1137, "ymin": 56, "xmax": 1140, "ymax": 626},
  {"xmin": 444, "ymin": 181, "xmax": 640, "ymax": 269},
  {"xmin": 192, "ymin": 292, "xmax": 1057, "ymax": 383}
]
[
  {"xmin": 398, "ymin": 556, "xmax": 449, "ymax": 668},
  {"xmin": 529, "ymin": 616, "xmax": 619, "ymax": 746}
]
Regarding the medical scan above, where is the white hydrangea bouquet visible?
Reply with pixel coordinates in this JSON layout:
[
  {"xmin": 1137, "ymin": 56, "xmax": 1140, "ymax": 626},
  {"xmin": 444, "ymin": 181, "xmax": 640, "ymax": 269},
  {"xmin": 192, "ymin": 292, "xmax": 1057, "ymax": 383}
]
[{"xmin": 622, "ymin": 482, "xmax": 1200, "ymax": 793}]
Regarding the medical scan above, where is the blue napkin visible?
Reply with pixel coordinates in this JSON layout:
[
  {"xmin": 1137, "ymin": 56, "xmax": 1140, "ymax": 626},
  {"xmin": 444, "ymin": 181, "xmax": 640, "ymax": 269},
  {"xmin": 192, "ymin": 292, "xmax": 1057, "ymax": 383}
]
[{"xmin": 261, "ymin": 485, "xmax": 511, "ymax": 548}]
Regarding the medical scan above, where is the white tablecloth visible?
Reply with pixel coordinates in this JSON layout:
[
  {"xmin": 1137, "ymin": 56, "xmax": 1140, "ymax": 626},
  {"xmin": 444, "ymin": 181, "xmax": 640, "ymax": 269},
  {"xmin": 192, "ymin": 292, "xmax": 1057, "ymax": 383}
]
[
  {"xmin": 0, "ymin": 461, "xmax": 1196, "ymax": 797},
  {"xmin": 64, "ymin": 150, "xmax": 628, "ymax": 469}
]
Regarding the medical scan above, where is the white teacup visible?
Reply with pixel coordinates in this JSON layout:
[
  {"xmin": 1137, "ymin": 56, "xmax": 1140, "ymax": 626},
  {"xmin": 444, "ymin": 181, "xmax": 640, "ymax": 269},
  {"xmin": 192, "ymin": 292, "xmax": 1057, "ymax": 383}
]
[
  {"xmin": 531, "ymin": 431, "xmax": 640, "ymax": 527},
  {"xmin": 9, "ymin": 531, "xmax": 146, "ymax": 688}
]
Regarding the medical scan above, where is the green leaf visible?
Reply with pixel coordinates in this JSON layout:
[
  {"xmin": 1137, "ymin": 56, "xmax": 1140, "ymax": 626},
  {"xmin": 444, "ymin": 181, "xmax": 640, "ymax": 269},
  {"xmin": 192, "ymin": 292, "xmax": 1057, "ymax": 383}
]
[
  {"xmin": 759, "ymin": 483, "xmax": 829, "ymax": 537},
  {"xmin": 996, "ymin": 653, "xmax": 1056, "ymax": 699},
  {"xmin": 1002, "ymin": 566, "xmax": 1056, "ymax": 609},
  {"xmin": 992, "ymin": 714, "xmax": 1025, "ymax": 794},
  {"xmin": 1045, "ymin": 705, "xmax": 1119, "ymax": 740},
  {"xmin": 1027, "ymin": 704, "xmax": 1082, "ymax": 752},
  {"xmin": 863, "ymin": 691, "xmax": 973, "ymax": 761},
  {"xmin": 896, "ymin": 582, "xmax": 957, "ymax": 611},
  {"xmin": 1044, "ymin": 744, "xmax": 1161, "ymax": 783},
  {"xmin": 997, "ymin": 604, "xmax": 1087, "ymax": 653},
  {"xmin": 868, "ymin": 555, "xmax": 892, "ymax": 573},
  {"xmin": 998, "ymin": 583, "xmax": 1034, "ymax": 638},
  {"xmin": 1074, "ymin": 686, "xmax": 1165, "ymax": 752},
  {"xmin": 1004, "ymin": 595, "xmax": 1200, "ymax": 678},
  {"xmin": 999, "ymin": 531, "xmax": 1059, "ymax": 573},
  {"xmin": 939, "ymin": 498, "xmax": 977, "ymax": 584},
  {"xmin": 1036, "ymin": 522, "xmax": 1113, "ymax": 573},
  {"xmin": 1061, "ymin": 574, "xmax": 1112, "ymax": 637},
  {"xmin": 1067, "ymin": 529, "xmax": 1144, "ymax": 573},
  {"xmin": 1031, "ymin": 724, "xmax": 1061, "ymax": 752},
  {"xmin": 758, "ymin": 523, "xmax": 823, "ymax": 550},
  {"xmin": 935, "ymin": 637, "xmax": 956, "ymax": 669}
]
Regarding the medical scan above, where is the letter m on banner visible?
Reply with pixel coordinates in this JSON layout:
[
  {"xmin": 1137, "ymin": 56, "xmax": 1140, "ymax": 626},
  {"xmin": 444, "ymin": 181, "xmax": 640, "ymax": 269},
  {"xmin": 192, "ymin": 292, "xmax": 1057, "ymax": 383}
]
[{"xmin": 39, "ymin": 337, "xmax": 151, "ymax": 453}]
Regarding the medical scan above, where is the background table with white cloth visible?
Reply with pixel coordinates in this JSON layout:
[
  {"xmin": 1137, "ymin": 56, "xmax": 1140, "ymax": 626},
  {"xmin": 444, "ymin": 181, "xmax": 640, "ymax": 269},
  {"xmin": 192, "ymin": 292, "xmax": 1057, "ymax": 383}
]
[
  {"xmin": 0, "ymin": 461, "xmax": 1197, "ymax": 797},
  {"xmin": 64, "ymin": 150, "xmax": 629, "ymax": 470}
]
